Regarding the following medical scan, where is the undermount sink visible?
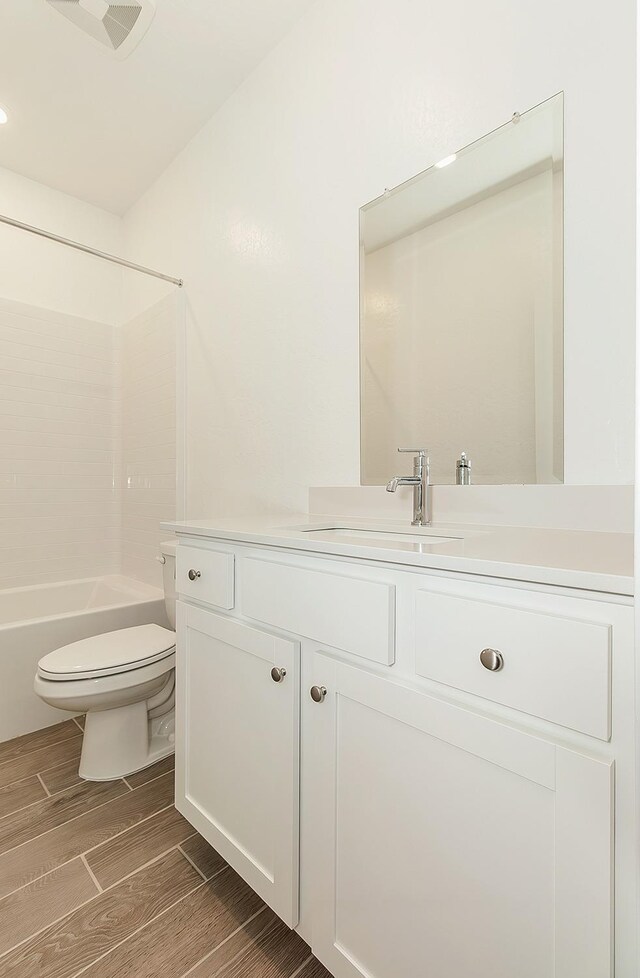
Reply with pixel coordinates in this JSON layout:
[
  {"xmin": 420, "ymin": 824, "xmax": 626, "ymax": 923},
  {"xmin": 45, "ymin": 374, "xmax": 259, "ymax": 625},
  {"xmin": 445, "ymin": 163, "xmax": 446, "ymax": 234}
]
[{"xmin": 295, "ymin": 525, "xmax": 460, "ymax": 545}]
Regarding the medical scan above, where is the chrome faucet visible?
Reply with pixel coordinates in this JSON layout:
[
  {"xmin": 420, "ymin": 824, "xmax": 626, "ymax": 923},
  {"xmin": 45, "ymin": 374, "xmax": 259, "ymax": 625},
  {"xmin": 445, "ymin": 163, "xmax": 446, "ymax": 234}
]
[{"xmin": 386, "ymin": 448, "xmax": 431, "ymax": 526}]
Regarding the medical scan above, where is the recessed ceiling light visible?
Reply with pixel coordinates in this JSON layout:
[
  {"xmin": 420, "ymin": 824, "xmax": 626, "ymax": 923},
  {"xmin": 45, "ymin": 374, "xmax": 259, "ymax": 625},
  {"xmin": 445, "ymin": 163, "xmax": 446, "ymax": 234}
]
[
  {"xmin": 435, "ymin": 153, "xmax": 457, "ymax": 168},
  {"xmin": 0, "ymin": 107, "xmax": 8, "ymax": 126}
]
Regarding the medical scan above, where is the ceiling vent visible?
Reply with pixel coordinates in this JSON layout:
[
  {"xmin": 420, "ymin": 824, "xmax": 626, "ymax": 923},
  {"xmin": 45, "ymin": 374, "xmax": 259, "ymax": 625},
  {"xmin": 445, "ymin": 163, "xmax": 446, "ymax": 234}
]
[{"xmin": 46, "ymin": 0, "xmax": 156, "ymax": 59}]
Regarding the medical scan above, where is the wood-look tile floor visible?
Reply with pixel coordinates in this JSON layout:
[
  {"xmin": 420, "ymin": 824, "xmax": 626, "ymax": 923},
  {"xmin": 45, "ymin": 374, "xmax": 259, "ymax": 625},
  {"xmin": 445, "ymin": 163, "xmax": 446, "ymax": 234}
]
[{"xmin": 0, "ymin": 718, "xmax": 332, "ymax": 978}]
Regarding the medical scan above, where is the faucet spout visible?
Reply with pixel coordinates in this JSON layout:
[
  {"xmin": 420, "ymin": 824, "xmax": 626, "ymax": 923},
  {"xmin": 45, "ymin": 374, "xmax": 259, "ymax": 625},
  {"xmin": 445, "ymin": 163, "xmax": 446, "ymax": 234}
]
[
  {"xmin": 386, "ymin": 475, "xmax": 419, "ymax": 493},
  {"xmin": 386, "ymin": 449, "xmax": 431, "ymax": 525}
]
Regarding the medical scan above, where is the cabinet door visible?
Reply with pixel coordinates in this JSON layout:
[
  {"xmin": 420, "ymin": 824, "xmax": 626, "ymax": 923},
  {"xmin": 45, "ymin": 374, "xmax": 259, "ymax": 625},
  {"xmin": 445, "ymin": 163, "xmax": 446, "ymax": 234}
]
[
  {"xmin": 308, "ymin": 654, "xmax": 613, "ymax": 978},
  {"xmin": 176, "ymin": 601, "xmax": 300, "ymax": 926}
]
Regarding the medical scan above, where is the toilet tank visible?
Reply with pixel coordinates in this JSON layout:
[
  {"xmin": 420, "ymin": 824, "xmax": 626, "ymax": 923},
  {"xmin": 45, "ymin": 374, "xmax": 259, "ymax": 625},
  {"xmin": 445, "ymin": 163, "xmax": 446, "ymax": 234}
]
[{"xmin": 159, "ymin": 540, "xmax": 177, "ymax": 630}]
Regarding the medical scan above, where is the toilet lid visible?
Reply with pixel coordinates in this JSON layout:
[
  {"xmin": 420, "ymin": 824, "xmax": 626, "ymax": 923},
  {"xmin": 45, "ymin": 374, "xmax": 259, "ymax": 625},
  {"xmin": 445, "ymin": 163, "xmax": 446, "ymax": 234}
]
[{"xmin": 38, "ymin": 624, "xmax": 176, "ymax": 681}]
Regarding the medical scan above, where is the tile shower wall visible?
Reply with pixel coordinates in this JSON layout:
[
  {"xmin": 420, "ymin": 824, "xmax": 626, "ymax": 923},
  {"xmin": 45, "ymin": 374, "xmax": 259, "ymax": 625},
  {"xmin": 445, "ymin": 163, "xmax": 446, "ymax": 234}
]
[
  {"xmin": 0, "ymin": 295, "xmax": 176, "ymax": 592},
  {"xmin": 0, "ymin": 298, "xmax": 119, "ymax": 589},
  {"xmin": 119, "ymin": 295, "xmax": 176, "ymax": 587}
]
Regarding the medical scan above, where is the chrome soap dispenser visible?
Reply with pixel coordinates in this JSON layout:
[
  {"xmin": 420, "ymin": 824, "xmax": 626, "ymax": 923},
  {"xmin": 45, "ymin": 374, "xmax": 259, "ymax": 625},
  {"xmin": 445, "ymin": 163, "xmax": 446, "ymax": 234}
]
[{"xmin": 456, "ymin": 452, "xmax": 471, "ymax": 485}]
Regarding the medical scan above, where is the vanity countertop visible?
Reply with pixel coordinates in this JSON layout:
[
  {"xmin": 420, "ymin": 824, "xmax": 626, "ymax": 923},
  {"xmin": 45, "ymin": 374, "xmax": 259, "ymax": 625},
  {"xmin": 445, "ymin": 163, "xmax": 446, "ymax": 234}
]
[{"xmin": 164, "ymin": 515, "xmax": 634, "ymax": 597}]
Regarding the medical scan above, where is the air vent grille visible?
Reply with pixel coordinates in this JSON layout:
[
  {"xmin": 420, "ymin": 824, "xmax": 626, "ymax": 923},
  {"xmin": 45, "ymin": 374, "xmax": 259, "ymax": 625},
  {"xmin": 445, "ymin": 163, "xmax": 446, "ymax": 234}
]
[
  {"xmin": 103, "ymin": 6, "xmax": 142, "ymax": 49},
  {"xmin": 46, "ymin": 0, "xmax": 154, "ymax": 57}
]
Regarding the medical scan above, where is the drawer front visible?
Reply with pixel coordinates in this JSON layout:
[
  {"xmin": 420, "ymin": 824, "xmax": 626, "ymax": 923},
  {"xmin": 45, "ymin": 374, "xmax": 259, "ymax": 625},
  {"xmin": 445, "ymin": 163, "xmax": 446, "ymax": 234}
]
[
  {"xmin": 176, "ymin": 544, "xmax": 235, "ymax": 610},
  {"xmin": 415, "ymin": 589, "xmax": 611, "ymax": 740},
  {"xmin": 241, "ymin": 557, "xmax": 395, "ymax": 665}
]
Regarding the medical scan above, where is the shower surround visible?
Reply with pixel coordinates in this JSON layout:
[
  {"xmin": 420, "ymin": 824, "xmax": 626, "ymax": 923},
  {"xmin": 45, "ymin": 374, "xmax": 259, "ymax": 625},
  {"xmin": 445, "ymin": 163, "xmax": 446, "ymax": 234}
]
[{"xmin": 0, "ymin": 293, "xmax": 177, "ymax": 591}]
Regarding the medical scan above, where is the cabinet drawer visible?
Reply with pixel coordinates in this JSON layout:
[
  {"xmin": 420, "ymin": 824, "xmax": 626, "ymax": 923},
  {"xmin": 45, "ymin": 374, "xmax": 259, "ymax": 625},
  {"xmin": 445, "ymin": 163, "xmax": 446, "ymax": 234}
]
[
  {"xmin": 241, "ymin": 557, "xmax": 395, "ymax": 664},
  {"xmin": 415, "ymin": 589, "xmax": 611, "ymax": 740},
  {"xmin": 176, "ymin": 544, "xmax": 235, "ymax": 610}
]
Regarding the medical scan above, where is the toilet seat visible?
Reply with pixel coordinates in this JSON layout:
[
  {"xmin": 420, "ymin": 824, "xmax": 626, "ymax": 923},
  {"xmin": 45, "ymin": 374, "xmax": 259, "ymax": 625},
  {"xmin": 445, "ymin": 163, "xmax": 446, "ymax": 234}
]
[{"xmin": 37, "ymin": 623, "xmax": 176, "ymax": 682}]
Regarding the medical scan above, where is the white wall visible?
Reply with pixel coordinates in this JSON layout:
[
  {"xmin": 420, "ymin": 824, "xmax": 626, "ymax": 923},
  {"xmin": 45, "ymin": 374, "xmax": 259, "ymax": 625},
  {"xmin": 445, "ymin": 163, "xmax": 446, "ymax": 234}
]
[
  {"xmin": 0, "ymin": 291, "xmax": 177, "ymax": 591},
  {"xmin": 0, "ymin": 166, "xmax": 124, "ymax": 324},
  {"xmin": 0, "ymin": 298, "xmax": 120, "ymax": 589},
  {"xmin": 0, "ymin": 170, "xmax": 179, "ymax": 591},
  {"xmin": 123, "ymin": 0, "xmax": 636, "ymax": 520},
  {"xmin": 119, "ymin": 294, "xmax": 178, "ymax": 587}
]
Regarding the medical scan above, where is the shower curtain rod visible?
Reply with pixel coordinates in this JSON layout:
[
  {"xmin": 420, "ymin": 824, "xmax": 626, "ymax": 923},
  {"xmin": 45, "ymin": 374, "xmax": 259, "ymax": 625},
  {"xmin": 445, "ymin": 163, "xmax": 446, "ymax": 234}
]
[{"xmin": 0, "ymin": 213, "xmax": 183, "ymax": 287}]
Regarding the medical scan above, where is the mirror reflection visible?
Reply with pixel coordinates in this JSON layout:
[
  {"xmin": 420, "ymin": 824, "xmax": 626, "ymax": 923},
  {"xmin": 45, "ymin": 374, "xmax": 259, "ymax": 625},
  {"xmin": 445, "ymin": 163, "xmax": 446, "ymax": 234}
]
[{"xmin": 360, "ymin": 94, "xmax": 564, "ymax": 486}]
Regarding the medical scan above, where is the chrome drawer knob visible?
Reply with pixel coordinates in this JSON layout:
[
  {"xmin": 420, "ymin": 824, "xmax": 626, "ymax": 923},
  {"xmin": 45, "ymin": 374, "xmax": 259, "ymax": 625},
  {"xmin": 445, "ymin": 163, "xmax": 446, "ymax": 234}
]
[
  {"xmin": 271, "ymin": 666, "xmax": 287, "ymax": 683},
  {"xmin": 480, "ymin": 648, "xmax": 504, "ymax": 672},
  {"xmin": 187, "ymin": 569, "xmax": 201, "ymax": 581},
  {"xmin": 310, "ymin": 685, "xmax": 327, "ymax": 703}
]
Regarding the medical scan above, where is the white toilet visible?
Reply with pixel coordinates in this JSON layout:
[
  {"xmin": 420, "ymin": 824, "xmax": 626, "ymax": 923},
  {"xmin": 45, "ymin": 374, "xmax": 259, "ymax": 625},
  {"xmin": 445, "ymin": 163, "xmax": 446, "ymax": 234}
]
[{"xmin": 34, "ymin": 541, "xmax": 178, "ymax": 782}]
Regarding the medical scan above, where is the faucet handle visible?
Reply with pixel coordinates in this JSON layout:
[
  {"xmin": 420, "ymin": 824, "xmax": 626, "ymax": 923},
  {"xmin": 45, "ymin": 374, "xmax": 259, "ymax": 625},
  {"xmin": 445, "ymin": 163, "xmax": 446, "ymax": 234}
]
[{"xmin": 397, "ymin": 448, "xmax": 428, "ymax": 457}]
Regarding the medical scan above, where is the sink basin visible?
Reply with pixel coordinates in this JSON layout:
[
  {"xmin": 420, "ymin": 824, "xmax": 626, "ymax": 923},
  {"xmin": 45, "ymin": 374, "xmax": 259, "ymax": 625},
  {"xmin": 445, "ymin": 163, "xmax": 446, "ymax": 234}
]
[{"xmin": 295, "ymin": 526, "xmax": 460, "ymax": 545}]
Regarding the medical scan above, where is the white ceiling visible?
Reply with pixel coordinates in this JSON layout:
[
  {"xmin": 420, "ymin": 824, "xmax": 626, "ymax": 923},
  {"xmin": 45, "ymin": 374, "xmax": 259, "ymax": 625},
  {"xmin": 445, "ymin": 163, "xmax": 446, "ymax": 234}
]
[{"xmin": 0, "ymin": 0, "xmax": 311, "ymax": 214}]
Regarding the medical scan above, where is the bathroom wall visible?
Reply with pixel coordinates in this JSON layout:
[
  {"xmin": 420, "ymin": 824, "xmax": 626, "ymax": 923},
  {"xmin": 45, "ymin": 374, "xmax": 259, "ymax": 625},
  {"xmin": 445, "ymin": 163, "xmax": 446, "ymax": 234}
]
[
  {"xmin": 119, "ymin": 294, "xmax": 178, "ymax": 587},
  {"xmin": 0, "ymin": 165, "xmax": 123, "ymax": 324},
  {"xmin": 0, "ymin": 163, "xmax": 178, "ymax": 591},
  {"xmin": 0, "ymin": 290, "xmax": 177, "ymax": 592},
  {"xmin": 0, "ymin": 167, "xmax": 125, "ymax": 588},
  {"xmin": 0, "ymin": 297, "xmax": 120, "ymax": 589},
  {"xmin": 122, "ymin": 0, "xmax": 636, "ymax": 524}
]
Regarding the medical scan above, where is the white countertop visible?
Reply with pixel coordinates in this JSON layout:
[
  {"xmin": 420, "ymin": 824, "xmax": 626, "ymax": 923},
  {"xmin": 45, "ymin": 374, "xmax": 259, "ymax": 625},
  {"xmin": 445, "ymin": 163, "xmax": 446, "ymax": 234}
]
[{"xmin": 164, "ymin": 515, "xmax": 634, "ymax": 597}]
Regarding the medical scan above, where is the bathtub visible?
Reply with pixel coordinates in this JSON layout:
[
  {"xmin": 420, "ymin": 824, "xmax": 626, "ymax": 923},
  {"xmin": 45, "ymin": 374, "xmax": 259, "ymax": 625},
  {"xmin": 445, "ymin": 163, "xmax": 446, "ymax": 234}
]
[{"xmin": 0, "ymin": 575, "xmax": 169, "ymax": 742}]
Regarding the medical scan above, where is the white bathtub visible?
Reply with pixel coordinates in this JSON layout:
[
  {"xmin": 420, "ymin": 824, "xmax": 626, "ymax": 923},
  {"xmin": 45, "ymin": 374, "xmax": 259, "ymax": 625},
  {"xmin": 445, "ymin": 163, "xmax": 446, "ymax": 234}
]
[{"xmin": 0, "ymin": 575, "xmax": 169, "ymax": 742}]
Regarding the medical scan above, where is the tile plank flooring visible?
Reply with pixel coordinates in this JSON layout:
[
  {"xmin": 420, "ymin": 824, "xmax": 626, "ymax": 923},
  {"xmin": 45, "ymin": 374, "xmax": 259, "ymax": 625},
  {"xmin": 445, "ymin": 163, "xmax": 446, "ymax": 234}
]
[{"xmin": 0, "ymin": 719, "xmax": 332, "ymax": 978}]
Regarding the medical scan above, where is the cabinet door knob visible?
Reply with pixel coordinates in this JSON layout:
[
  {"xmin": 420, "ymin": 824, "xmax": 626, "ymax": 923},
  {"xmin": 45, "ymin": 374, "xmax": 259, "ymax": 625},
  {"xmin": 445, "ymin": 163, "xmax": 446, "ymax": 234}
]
[
  {"xmin": 270, "ymin": 666, "xmax": 287, "ymax": 683},
  {"xmin": 187, "ymin": 569, "xmax": 201, "ymax": 581},
  {"xmin": 310, "ymin": 685, "xmax": 327, "ymax": 703},
  {"xmin": 480, "ymin": 648, "xmax": 504, "ymax": 672}
]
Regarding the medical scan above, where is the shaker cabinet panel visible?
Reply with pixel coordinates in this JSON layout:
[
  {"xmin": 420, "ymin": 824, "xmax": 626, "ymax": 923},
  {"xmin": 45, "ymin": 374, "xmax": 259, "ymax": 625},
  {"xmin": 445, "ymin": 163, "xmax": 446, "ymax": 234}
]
[
  {"xmin": 415, "ymin": 587, "xmax": 611, "ymax": 739},
  {"xmin": 176, "ymin": 543, "xmax": 235, "ymax": 609},
  {"xmin": 175, "ymin": 601, "xmax": 300, "ymax": 926},
  {"xmin": 241, "ymin": 557, "xmax": 396, "ymax": 664},
  {"xmin": 308, "ymin": 655, "xmax": 613, "ymax": 978}
]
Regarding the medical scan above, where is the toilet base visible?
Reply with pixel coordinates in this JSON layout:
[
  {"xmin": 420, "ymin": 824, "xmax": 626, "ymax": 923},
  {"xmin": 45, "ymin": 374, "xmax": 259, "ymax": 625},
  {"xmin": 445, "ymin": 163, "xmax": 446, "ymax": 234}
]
[{"xmin": 79, "ymin": 704, "xmax": 175, "ymax": 781}]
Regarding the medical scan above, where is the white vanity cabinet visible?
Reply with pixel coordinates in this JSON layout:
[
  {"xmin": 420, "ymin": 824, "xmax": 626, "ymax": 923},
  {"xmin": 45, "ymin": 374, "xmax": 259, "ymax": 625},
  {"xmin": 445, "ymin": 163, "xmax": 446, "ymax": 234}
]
[
  {"xmin": 175, "ymin": 601, "xmax": 300, "ymax": 926},
  {"xmin": 172, "ymin": 534, "xmax": 636, "ymax": 977},
  {"xmin": 307, "ymin": 654, "xmax": 613, "ymax": 978}
]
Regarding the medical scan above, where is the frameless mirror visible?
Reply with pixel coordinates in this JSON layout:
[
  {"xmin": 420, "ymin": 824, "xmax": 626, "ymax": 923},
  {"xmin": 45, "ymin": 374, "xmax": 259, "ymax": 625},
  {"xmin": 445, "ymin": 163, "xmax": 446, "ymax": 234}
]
[{"xmin": 360, "ymin": 94, "xmax": 564, "ymax": 486}]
